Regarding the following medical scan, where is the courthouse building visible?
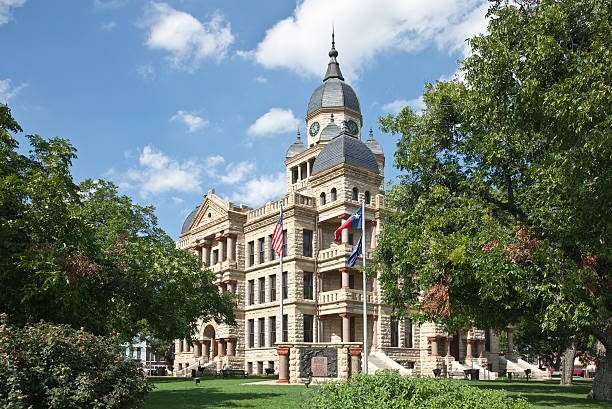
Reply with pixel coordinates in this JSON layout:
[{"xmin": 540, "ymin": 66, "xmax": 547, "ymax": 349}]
[{"xmin": 173, "ymin": 39, "xmax": 536, "ymax": 382}]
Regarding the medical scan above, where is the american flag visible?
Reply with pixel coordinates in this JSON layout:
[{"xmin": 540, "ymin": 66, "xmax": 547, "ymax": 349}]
[{"xmin": 271, "ymin": 209, "xmax": 283, "ymax": 257}]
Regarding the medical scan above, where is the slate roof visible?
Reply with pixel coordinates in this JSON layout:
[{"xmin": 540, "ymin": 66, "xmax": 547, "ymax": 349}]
[
  {"xmin": 286, "ymin": 137, "xmax": 307, "ymax": 158},
  {"xmin": 307, "ymin": 78, "xmax": 361, "ymax": 116},
  {"xmin": 319, "ymin": 116, "xmax": 341, "ymax": 141},
  {"xmin": 312, "ymin": 133, "xmax": 379, "ymax": 175},
  {"xmin": 365, "ymin": 130, "xmax": 383, "ymax": 155},
  {"xmin": 181, "ymin": 206, "xmax": 199, "ymax": 234}
]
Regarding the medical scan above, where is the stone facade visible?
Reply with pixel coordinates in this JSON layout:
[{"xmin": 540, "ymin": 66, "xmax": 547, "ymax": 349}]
[{"xmin": 173, "ymin": 40, "xmax": 503, "ymax": 382}]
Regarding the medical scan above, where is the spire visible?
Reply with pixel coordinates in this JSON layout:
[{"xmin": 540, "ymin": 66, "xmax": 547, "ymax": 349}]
[
  {"xmin": 368, "ymin": 128, "xmax": 374, "ymax": 140},
  {"xmin": 330, "ymin": 113, "xmax": 335, "ymax": 123},
  {"xmin": 324, "ymin": 29, "xmax": 344, "ymax": 81},
  {"xmin": 296, "ymin": 129, "xmax": 301, "ymax": 140}
]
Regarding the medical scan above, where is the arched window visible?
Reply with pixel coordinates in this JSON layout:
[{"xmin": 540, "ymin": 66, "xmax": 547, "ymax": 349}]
[
  {"xmin": 352, "ymin": 187, "xmax": 358, "ymax": 201},
  {"xmin": 364, "ymin": 191, "xmax": 371, "ymax": 205},
  {"xmin": 320, "ymin": 192, "xmax": 326, "ymax": 205},
  {"xmin": 331, "ymin": 188, "xmax": 337, "ymax": 202}
]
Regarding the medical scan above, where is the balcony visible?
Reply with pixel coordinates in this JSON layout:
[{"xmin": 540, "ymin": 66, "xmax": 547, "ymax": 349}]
[
  {"xmin": 317, "ymin": 245, "xmax": 373, "ymax": 272},
  {"xmin": 209, "ymin": 260, "xmax": 239, "ymax": 274},
  {"xmin": 246, "ymin": 192, "xmax": 314, "ymax": 223},
  {"xmin": 317, "ymin": 288, "xmax": 377, "ymax": 316}
]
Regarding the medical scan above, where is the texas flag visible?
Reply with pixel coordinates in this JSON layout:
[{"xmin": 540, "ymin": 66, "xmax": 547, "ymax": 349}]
[{"xmin": 334, "ymin": 206, "xmax": 362, "ymax": 243}]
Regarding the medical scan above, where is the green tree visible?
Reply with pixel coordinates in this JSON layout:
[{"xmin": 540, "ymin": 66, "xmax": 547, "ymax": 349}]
[
  {"xmin": 0, "ymin": 104, "xmax": 235, "ymax": 345},
  {"xmin": 375, "ymin": 0, "xmax": 610, "ymax": 400}
]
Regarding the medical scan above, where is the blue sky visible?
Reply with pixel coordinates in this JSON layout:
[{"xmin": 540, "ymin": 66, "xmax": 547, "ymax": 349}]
[{"xmin": 1, "ymin": 0, "xmax": 488, "ymax": 239}]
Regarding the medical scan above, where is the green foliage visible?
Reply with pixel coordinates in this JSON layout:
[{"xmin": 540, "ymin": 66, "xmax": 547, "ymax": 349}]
[
  {"xmin": 0, "ymin": 314, "xmax": 153, "ymax": 409},
  {"xmin": 304, "ymin": 371, "xmax": 531, "ymax": 409},
  {"xmin": 0, "ymin": 105, "xmax": 235, "ymax": 344}
]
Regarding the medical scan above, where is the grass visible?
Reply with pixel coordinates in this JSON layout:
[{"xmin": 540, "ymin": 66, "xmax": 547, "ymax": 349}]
[{"xmin": 145, "ymin": 376, "xmax": 612, "ymax": 409}]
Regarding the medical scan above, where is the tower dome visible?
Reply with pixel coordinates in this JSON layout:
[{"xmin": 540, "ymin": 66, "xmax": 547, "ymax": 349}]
[
  {"xmin": 319, "ymin": 114, "xmax": 341, "ymax": 141},
  {"xmin": 286, "ymin": 130, "xmax": 307, "ymax": 159},
  {"xmin": 306, "ymin": 34, "xmax": 361, "ymax": 116},
  {"xmin": 365, "ymin": 129, "xmax": 383, "ymax": 155},
  {"xmin": 312, "ymin": 128, "xmax": 379, "ymax": 175},
  {"xmin": 182, "ymin": 205, "xmax": 199, "ymax": 233}
]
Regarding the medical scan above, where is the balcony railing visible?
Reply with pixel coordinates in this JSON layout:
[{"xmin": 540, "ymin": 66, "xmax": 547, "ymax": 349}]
[
  {"xmin": 246, "ymin": 193, "xmax": 314, "ymax": 223},
  {"xmin": 317, "ymin": 288, "xmax": 376, "ymax": 305}
]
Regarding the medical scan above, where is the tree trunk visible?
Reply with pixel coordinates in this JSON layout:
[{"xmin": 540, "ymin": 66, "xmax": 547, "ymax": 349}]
[
  {"xmin": 589, "ymin": 341, "xmax": 612, "ymax": 400},
  {"xmin": 560, "ymin": 338, "xmax": 576, "ymax": 385}
]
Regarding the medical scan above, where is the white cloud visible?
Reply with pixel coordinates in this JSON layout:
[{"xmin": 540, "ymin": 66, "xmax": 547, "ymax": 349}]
[
  {"xmin": 171, "ymin": 196, "xmax": 184, "ymax": 204},
  {"xmin": 100, "ymin": 21, "xmax": 116, "ymax": 31},
  {"xmin": 247, "ymin": 108, "xmax": 299, "ymax": 137},
  {"xmin": 242, "ymin": 0, "xmax": 488, "ymax": 81},
  {"xmin": 382, "ymin": 96, "xmax": 425, "ymax": 115},
  {"xmin": 0, "ymin": 78, "xmax": 27, "ymax": 102},
  {"xmin": 170, "ymin": 110, "xmax": 209, "ymax": 133},
  {"xmin": 118, "ymin": 146, "xmax": 203, "ymax": 197},
  {"xmin": 229, "ymin": 172, "xmax": 286, "ymax": 207},
  {"xmin": 136, "ymin": 64, "xmax": 155, "ymax": 81},
  {"xmin": 219, "ymin": 161, "xmax": 255, "ymax": 185},
  {"xmin": 255, "ymin": 76, "xmax": 267, "ymax": 84},
  {"xmin": 0, "ymin": 0, "xmax": 26, "ymax": 25},
  {"xmin": 94, "ymin": 0, "xmax": 125, "ymax": 10},
  {"xmin": 140, "ymin": 2, "xmax": 234, "ymax": 71}
]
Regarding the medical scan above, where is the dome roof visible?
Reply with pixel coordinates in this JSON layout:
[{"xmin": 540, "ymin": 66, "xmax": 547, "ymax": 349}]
[
  {"xmin": 286, "ymin": 131, "xmax": 307, "ymax": 158},
  {"xmin": 306, "ymin": 35, "xmax": 360, "ymax": 116},
  {"xmin": 365, "ymin": 129, "xmax": 383, "ymax": 155},
  {"xmin": 312, "ymin": 133, "xmax": 379, "ymax": 175},
  {"xmin": 319, "ymin": 114, "xmax": 341, "ymax": 141},
  {"xmin": 181, "ymin": 206, "xmax": 199, "ymax": 234}
]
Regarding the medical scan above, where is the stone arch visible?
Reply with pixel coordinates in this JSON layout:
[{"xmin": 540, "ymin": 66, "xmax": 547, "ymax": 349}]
[{"xmin": 199, "ymin": 323, "xmax": 218, "ymax": 360}]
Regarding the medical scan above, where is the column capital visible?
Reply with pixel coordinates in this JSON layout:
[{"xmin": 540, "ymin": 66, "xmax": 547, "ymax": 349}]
[
  {"xmin": 338, "ymin": 267, "xmax": 355, "ymax": 273},
  {"xmin": 338, "ymin": 214, "xmax": 351, "ymax": 220},
  {"xmin": 201, "ymin": 339, "xmax": 211, "ymax": 345},
  {"xmin": 369, "ymin": 220, "xmax": 377, "ymax": 226},
  {"xmin": 215, "ymin": 235, "xmax": 224, "ymax": 241},
  {"xmin": 506, "ymin": 327, "xmax": 515, "ymax": 333},
  {"xmin": 427, "ymin": 336, "xmax": 442, "ymax": 342},
  {"xmin": 197, "ymin": 240, "xmax": 212, "ymax": 248},
  {"xmin": 465, "ymin": 338, "xmax": 476, "ymax": 344},
  {"xmin": 223, "ymin": 337, "xmax": 234, "ymax": 342},
  {"xmin": 223, "ymin": 279, "xmax": 237, "ymax": 285},
  {"xmin": 339, "ymin": 312, "xmax": 351, "ymax": 319},
  {"xmin": 223, "ymin": 232, "xmax": 237, "ymax": 239},
  {"xmin": 276, "ymin": 347, "xmax": 290, "ymax": 356},
  {"xmin": 348, "ymin": 347, "xmax": 363, "ymax": 356}
]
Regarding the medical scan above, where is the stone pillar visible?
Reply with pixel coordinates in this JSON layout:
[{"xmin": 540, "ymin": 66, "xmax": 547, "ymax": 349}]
[
  {"xmin": 224, "ymin": 280, "xmax": 236, "ymax": 294},
  {"xmin": 306, "ymin": 161, "xmax": 311, "ymax": 178},
  {"xmin": 216, "ymin": 339, "xmax": 224, "ymax": 357},
  {"xmin": 349, "ymin": 347, "xmax": 362, "ymax": 376},
  {"xmin": 428, "ymin": 336, "xmax": 440, "ymax": 356},
  {"xmin": 202, "ymin": 340, "xmax": 210, "ymax": 360},
  {"xmin": 216, "ymin": 236, "xmax": 226, "ymax": 262},
  {"xmin": 217, "ymin": 283, "xmax": 223, "ymax": 295},
  {"xmin": 446, "ymin": 336, "xmax": 453, "ymax": 358},
  {"xmin": 340, "ymin": 268, "xmax": 350, "ymax": 289},
  {"xmin": 370, "ymin": 220, "xmax": 377, "ymax": 248},
  {"xmin": 466, "ymin": 338, "xmax": 474, "ymax": 359},
  {"xmin": 478, "ymin": 339, "xmax": 485, "ymax": 358},
  {"xmin": 372, "ymin": 314, "xmax": 378, "ymax": 347},
  {"xmin": 225, "ymin": 234, "xmax": 235, "ymax": 261},
  {"xmin": 193, "ymin": 341, "xmax": 201, "ymax": 357},
  {"xmin": 277, "ymin": 347, "xmax": 290, "ymax": 383},
  {"xmin": 202, "ymin": 244, "xmax": 211, "ymax": 266},
  {"xmin": 506, "ymin": 327, "xmax": 514, "ymax": 354},
  {"xmin": 225, "ymin": 338, "xmax": 235, "ymax": 356},
  {"xmin": 298, "ymin": 164, "xmax": 303, "ymax": 180},
  {"xmin": 340, "ymin": 313, "xmax": 351, "ymax": 342}
]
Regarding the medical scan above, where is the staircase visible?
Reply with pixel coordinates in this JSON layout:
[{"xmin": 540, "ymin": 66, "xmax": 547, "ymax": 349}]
[
  {"xmin": 367, "ymin": 351, "xmax": 412, "ymax": 375},
  {"xmin": 175, "ymin": 358, "xmax": 216, "ymax": 377},
  {"xmin": 514, "ymin": 357, "xmax": 551, "ymax": 379}
]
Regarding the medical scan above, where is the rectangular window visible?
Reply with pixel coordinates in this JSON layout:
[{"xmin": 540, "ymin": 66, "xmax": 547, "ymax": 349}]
[
  {"xmin": 304, "ymin": 314, "xmax": 314, "ymax": 342},
  {"xmin": 212, "ymin": 249, "xmax": 218, "ymax": 265},
  {"xmin": 268, "ymin": 361, "xmax": 274, "ymax": 370},
  {"xmin": 259, "ymin": 277, "xmax": 265, "ymax": 303},
  {"xmin": 269, "ymin": 316, "xmax": 276, "ymax": 346},
  {"xmin": 349, "ymin": 274, "xmax": 355, "ymax": 289},
  {"xmin": 391, "ymin": 319, "xmax": 399, "ymax": 347},
  {"xmin": 258, "ymin": 317, "xmax": 265, "ymax": 347},
  {"xmin": 247, "ymin": 362, "xmax": 253, "ymax": 374},
  {"xmin": 248, "ymin": 241, "xmax": 255, "ymax": 266},
  {"xmin": 282, "ymin": 271, "xmax": 288, "ymax": 299},
  {"xmin": 485, "ymin": 329, "xmax": 491, "ymax": 352},
  {"xmin": 269, "ymin": 275, "xmax": 276, "ymax": 301},
  {"xmin": 136, "ymin": 347, "xmax": 141, "ymax": 359},
  {"xmin": 269, "ymin": 235, "xmax": 276, "ymax": 260},
  {"xmin": 405, "ymin": 319, "xmax": 413, "ymax": 348},
  {"xmin": 282, "ymin": 314, "xmax": 288, "ymax": 343},
  {"xmin": 302, "ymin": 229, "xmax": 313, "ymax": 257},
  {"xmin": 258, "ymin": 237, "xmax": 265, "ymax": 264},
  {"xmin": 258, "ymin": 361, "xmax": 264, "ymax": 375},
  {"xmin": 282, "ymin": 230, "xmax": 287, "ymax": 256},
  {"xmin": 248, "ymin": 280, "xmax": 254, "ymax": 305},
  {"xmin": 303, "ymin": 272, "xmax": 313, "ymax": 300},
  {"xmin": 248, "ymin": 319, "xmax": 255, "ymax": 348}
]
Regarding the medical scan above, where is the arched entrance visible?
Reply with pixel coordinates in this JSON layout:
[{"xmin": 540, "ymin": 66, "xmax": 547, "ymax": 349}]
[{"xmin": 202, "ymin": 324, "xmax": 216, "ymax": 361}]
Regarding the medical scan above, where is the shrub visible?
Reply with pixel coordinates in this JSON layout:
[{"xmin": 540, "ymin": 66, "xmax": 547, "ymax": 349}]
[
  {"xmin": 304, "ymin": 370, "xmax": 531, "ymax": 409},
  {"xmin": 0, "ymin": 315, "xmax": 152, "ymax": 409}
]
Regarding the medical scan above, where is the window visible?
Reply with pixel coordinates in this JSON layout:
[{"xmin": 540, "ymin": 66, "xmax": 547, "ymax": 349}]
[
  {"xmin": 258, "ymin": 361, "xmax": 264, "ymax": 375},
  {"xmin": 259, "ymin": 317, "xmax": 265, "ymax": 347},
  {"xmin": 258, "ymin": 237, "xmax": 265, "ymax": 264},
  {"xmin": 248, "ymin": 241, "xmax": 255, "ymax": 266},
  {"xmin": 352, "ymin": 187, "xmax": 358, "ymax": 201},
  {"xmin": 349, "ymin": 274, "xmax": 355, "ymax": 289},
  {"xmin": 136, "ymin": 347, "xmax": 141, "ymax": 360},
  {"xmin": 304, "ymin": 314, "xmax": 314, "ymax": 342},
  {"xmin": 248, "ymin": 319, "xmax": 255, "ymax": 348},
  {"xmin": 179, "ymin": 340, "xmax": 183, "ymax": 353},
  {"xmin": 391, "ymin": 319, "xmax": 399, "ymax": 347},
  {"xmin": 212, "ymin": 249, "xmax": 218, "ymax": 265},
  {"xmin": 405, "ymin": 319, "xmax": 413, "ymax": 348},
  {"xmin": 268, "ymin": 361, "xmax": 275, "ymax": 370},
  {"xmin": 259, "ymin": 277, "xmax": 265, "ymax": 304},
  {"xmin": 282, "ymin": 230, "xmax": 287, "ymax": 256},
  {"xmin": 350, "ymin": 316, "xmax": 355, "ymax": 342},
  {"xmin": 248, "ymin": 280, "xmax": 255, "ymax": 305},
  {"xmin": 269, "ymin": 316, "xmax": 276, "ymax": 346},
  {"xmin": 282, "ymin": 271, "xmax": 288, "ymax": 299},
  {"xmin": 365, "ymin": 191, "xmax": 370, "ymax": 204},
  {"xmin": 303, "ymin": 272, "xmax": 313, "ymax": 300},
  {"xmin": 282, "ymin": 314, "xmax": 288, "ymax": 342},
  {"xmin": 269, "ymin": 235, "xmax": 276, "ymax": 260},
  {"xmin": 178, "ymin": 363, "xmax": 182, "ymax": 371},
  {"xmin": 331, "ymin": 188, "xmax": 337, "ymax": 201},
  {"xmin": 247, "ymin": 362, "xmax": 253, "ymax": 374},
  {"xmin": 320, "ymin": 192, "xmax": 326, "ymax": 205},
  {"xmin": 303, "ymin": 229, "xmax": 313, "ymax": 257},
  {"xmin": 270, "ymin": 275, "xmax": 276, "ymax": 301},
  {"xmin": 485, "ymin": 329, "xmax": 491, "ymax": 352}
]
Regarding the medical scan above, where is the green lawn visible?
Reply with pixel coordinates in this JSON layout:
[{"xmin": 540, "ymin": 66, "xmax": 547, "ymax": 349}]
[{"xmin": 145, "ymin": 377, "xmax": 612, "ymax": 409}]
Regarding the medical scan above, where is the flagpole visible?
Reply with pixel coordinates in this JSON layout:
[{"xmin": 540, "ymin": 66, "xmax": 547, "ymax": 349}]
[
  {"xmin": 362, "ymin": 200, "xmax": 368, "ymax": 374},
  {"xmin": 279, "ymin": 203, "xmax": 284, "ymax": 344}
]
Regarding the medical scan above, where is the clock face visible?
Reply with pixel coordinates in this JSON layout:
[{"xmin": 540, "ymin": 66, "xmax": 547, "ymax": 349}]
[
  {"xmin": 309, "ymin": 121, "xmax": 320, "ymax": 136},
  {"xmin": 347, "ymin": 119, "xmax": 358, "ymax": 135}
]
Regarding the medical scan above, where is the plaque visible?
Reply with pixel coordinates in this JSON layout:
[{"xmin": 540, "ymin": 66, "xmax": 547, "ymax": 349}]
[{"xmin": 311, "ymin": 356, "xmax": 328, "ymax": 377}]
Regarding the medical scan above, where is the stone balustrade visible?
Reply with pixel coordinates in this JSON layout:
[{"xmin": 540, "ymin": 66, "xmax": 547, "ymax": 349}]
[{"xmin": 246, "ymin": 193, "xmax": 314, "ymax": 223}]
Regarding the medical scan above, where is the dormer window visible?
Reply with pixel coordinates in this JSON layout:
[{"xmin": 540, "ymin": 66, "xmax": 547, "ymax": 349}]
[{"xmin": 331, "ymin": 188, "xmax": 337, "ymax": 202}]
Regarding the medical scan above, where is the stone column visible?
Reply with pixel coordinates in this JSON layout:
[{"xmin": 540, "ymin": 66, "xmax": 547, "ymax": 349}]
[
  {"xmin": 193, "ymin": 341, "xmax": 201, "ymax": 357},
  {"xmin": 216, "ymin": 236, "xmax": 226, "ymax": 262},
  {"xmin": 202, "ymin": 340, "xmax": 210, "ymax": 360},
  {"xmin": 370, "ymin": 220, "xmax": 377, "ymax": 248},
  {"xmin": 428, "ymin": 336, "xmax": 440, "ymax": 356},
  {"xmin": 216, "ymin": 339, "xmax": 224, "ymax": 357},
  {"xmin": 202, "ymin": 243, "xmax": 211, "ymax": 266},
  {"xmin": 225, "ymin": 234, "xmax": 235, "ymax": 261},
  {"xmin": 466, "ymin": 338, "xmax": 474, "ymax": 359},
  {"xmin": 277, "ymin": 347, "xmax": 290, "ymax": 383},
  {"xmin": 340, "ymin": 313, "xmax": 351, "ymax": 342},
  {"xmin": 217, "ymin": 283, "xmax": 223, "ymax": 295},
  {"xmin": 306, "ymin": 161, "xmax": 311, "ymax": 178},
  {"xmin": 225, "ymin": 338, "xmax": 235, "ymax": 356},
  {"xmin": 224, "ymin": 280, "xmax": 236, "ymax": 294},
  {"xmin": 349, "ymin": 347, "xmax": 362, "ymax": 376},
  {"xmin": 446, "ymin": 336, "xmax": 453, "ymax": 358},
  {"xmin": 340, "ymin": 268, "xmax": 350, "ymax": 289},
  {"xmin": 506, "ymin": 327, "xmax": 514, "ymax": 354},
  {"xmin": 298, "ymin": 164, "xmax": 303, "ymax": 180},
  {"xmin": 372, "ymin": 314, "xmax": 378, "ymax": 347}
]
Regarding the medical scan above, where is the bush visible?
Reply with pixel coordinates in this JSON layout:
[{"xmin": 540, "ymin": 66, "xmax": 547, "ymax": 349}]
[
  {"xmin": 0, "ymin": 315, "xmax": 152, "ymax": 408},
  {"xmin": 304, "ymin": 370, "xmax": 531, "ymax": 409}
]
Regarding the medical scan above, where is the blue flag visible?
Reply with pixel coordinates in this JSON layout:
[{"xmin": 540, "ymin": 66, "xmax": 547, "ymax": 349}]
[{"xmin": 348, "ymin": 235, "xmax": 362, "ymax": 267}]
